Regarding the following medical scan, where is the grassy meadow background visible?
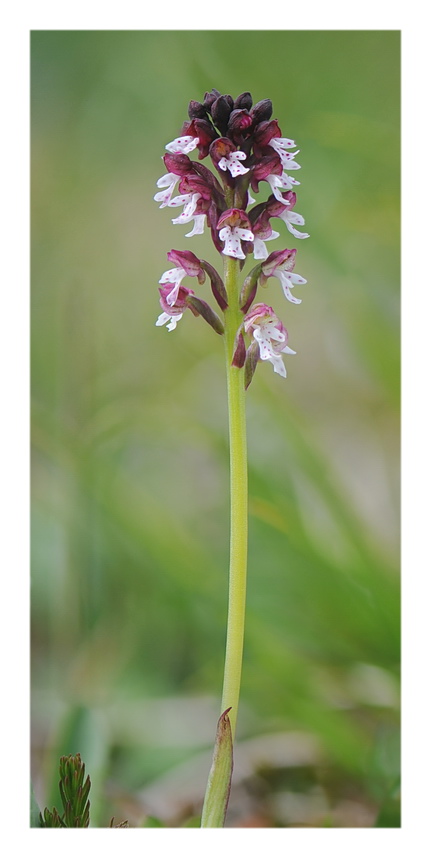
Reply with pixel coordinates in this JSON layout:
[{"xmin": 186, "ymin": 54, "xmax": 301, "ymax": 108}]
[{"xmin": 31, "ymin": 30, "xmax": 400, "ymax": 827}]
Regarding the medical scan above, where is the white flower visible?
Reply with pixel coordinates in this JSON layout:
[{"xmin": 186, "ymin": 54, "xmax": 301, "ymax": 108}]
[
  {"xmin": 165, "ymin": 135, "xmax": 199, "ymax": 154},
  {"xmin": 219, "ymin": 224, "xmax": 254, "ymax": 260},
  {"xmin": 269, "ymin": 138, "xmax": 300, "ymax": 170},
  {"xmin": 244, "ymin": 303, "xmax": 296, "ymax": 378},
  {"xmin": 183, "ymin": 215, "xmax": 206, "ymax": 237},
  {"xmin": 278, "ymin": 208, "xmax": 310, "ymax": 239},
  {"xmin": 155, "ymin": 311, "xmax": 183, "ymax": 331},
  {"xmin": 158, "ymin": 266, "xmax": 188, "ymax": 306},
  {"xmin": 168, "ymin": 192, "xmax": 206, "ymax": 237},
  {"xmin": 273, "ymin": 268, "xmax": 307, "ymax": 304},
  {"xmin": 267, "ymin": 171, "xmax": 300, "ymax": 203},
  {"xmin": 253, "ymin": 230, "xmax": 280, "ymax": 260},
  {"xmin": 253, "ymin": 324, "xmax": 296, "ymax": 377},
  {"xmin": 261, "ymin": 250, "xmax": 307, "ymax": 304},
  {"xmin": 218, "ymin": 150, "xmax": 249, "ymax": 177},
  {"xmin": 154, "ymin": 172, "xmax": 180, "ymax": 208}
]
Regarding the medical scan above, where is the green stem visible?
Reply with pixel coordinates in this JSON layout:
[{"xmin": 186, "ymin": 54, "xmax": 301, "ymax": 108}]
[
  {"xmin": 201, "ymin": 242, "xmax": 248, "ymax": 827},
  {"xmin": 220, "ymin": 254, "xmax": 248, "ymax": 741}
]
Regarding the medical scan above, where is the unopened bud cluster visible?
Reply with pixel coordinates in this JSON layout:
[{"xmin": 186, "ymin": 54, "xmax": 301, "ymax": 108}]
[{"xmin": 154, "ymin": 88, "xmax": 310, "ymax": 383}]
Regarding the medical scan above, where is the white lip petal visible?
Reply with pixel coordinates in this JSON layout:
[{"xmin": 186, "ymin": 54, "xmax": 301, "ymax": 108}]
[
  {"xmin": 155, "ymin": 312, "xmax": 172, "ymax": 327},
  {"xmin": 166, "ymin": 314, "xmax": 182, "ymax": 331},
  {"xmin": 165, "ymin": 136, "xmax": 199, "ymax": 154},
  {"xmin": 253, "ymin": 238, "xmax": 270, "ymax": 260},
  {"xmin": 289, "ymin": 273, "xmax": 307, "ymax": 285},
  {"xmin": 185, "ymin": 216, "xmax": 206, "ymax": 237},
  {"xmin": 287, "ymin": 225, "xmax": 310, "ymax": 239}
]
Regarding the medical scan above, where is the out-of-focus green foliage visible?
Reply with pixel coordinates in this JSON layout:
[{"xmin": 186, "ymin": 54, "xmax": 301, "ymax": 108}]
[{"xmin": 31, "ymin": 30, "xmax": 400, "ymax": 827}]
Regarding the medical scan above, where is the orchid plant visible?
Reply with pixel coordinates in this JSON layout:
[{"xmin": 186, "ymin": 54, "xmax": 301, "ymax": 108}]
[{"xmin": 153, "ymin": 89, "xmax": 310, "ymax": 827}]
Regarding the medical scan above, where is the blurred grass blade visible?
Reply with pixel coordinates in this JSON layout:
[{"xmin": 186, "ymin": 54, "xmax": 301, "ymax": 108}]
[
  {"xmin": 201, "ymin": 708, "xmax": 233, "ymax": 828},
  {"xmin": 30, "ymin": 782, "xmax": 42, "ymax": 827}
]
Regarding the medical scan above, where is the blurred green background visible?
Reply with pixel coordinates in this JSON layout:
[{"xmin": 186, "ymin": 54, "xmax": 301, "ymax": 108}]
[{"xmin": 31, "ymin": 30, "xmax": 400, "ymax": 827}]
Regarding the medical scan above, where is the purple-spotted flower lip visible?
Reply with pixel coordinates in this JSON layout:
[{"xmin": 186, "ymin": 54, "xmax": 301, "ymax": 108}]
[
  {"xmin": 165, "ymin": 135, "xmax": 200, "ymax": 155},
  {"xmin": 243, "ymin": 302, "xmax": 296, "ymax": 377},
  {"xmin": 218, "ymin": 149, "xmax": 249, "ymax": 178},
  {"xmin": 216, "ymin": 209, "xmax": 254, "ymax": 261}
]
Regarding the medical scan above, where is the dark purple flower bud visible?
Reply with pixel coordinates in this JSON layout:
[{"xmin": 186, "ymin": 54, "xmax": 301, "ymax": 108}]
[
  {"xmin": 250, "ymin": 99, "xmax": 273, "ymax": 125},
  {"xmin": 211, "ymin": 95, "xmax": 233, "ymax": 134},
  {"xmin": 167, "ymin": 249, "xmax": 206, "ymax": 283},
  {"xmin": 204, "ymin": 89, "xmax": 221, "ymax": 110},
  {"xmin": 232, "ymin": 328, "xmax": 246, "ymax": 368},
  {"xmin": 188, "ymin": 100, "xmax": 208, "ymax": 120},
  {"xmin": 234, "ymin": 92, "xmax": 253, "ymax": 111},
  {"xmin": 186, "ymin": 294, "xmax": 225, "ymax": 335},
  {"xmin": 227, "ymin": 109, "xmax": 253, "ymax": 144},
  {"xmin": 163, "ymin": 152, "xmax": 194, "ymax": 177}
]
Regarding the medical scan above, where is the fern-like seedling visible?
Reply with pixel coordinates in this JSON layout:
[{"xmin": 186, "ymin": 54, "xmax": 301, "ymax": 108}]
[{"xmin": 39, "ymin": 753, "xmax": 91, "ymax": 828}]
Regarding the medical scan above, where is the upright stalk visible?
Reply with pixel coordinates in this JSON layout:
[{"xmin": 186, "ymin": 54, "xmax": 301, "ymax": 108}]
[
  {"xmin": 200, "ymin": 253, "xmax": 248, "ymax": 828},
  {"xmin": 220, "ymin": 254, "xmax": 248, "ymax": 740}
]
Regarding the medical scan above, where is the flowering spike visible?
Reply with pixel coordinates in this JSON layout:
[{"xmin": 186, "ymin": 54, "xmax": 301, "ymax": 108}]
[{"xmin": 153, "ymin": 88, "xmax": 309, "ymax": 374}]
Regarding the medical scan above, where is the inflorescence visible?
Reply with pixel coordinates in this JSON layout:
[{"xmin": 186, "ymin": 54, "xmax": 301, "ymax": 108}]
[{"xmin": 154, "ymin": 89, "xmax": 309, "ymax": 383}]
